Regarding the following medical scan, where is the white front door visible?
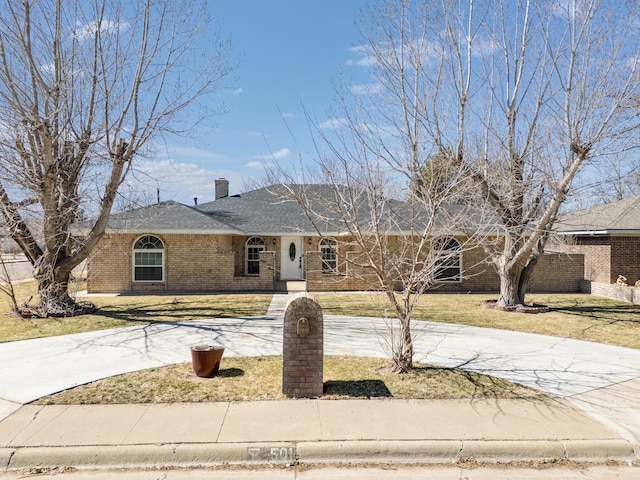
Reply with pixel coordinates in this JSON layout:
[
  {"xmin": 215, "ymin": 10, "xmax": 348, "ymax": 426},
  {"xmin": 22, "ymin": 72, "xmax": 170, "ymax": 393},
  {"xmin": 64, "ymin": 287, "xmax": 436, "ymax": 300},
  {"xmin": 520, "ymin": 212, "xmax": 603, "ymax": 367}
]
[{"xmin": 280, "ymin": 236, "xmax": 304, "ymax": 280}]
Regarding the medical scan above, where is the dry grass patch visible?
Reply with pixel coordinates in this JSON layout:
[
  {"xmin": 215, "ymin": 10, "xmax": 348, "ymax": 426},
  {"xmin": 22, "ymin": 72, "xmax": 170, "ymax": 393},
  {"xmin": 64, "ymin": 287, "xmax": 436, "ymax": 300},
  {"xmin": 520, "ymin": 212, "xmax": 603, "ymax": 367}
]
[
  {"xmin": 33, "ymin": 355, "xmax": 548, "ymax": 405},
  {"xmin": 314, "ymin": 292, "xmax": 640, "ymax": 350},
  {"xmin": 1, "ymin": 288, "xmax": 271, "ymax": 343},
  {"xmin": 4, "ymin": 288, "xmax": 638, "ymax": 350},
  {"xmin": 0, "ymin": 280, "xmax": 40, "ymax": 310},
  {"xmin": 87, "ymin": 293, "xmax": 271, "ymax": 322}
]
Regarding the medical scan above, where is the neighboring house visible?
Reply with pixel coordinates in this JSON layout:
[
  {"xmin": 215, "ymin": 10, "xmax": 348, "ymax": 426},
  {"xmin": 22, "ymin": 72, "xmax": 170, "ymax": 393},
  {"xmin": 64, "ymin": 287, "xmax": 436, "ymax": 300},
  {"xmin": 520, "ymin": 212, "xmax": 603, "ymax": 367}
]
[
  {"xmin": 86, "ymin": 180, "xmax": 583, "ymax": 294},
  {"xmin": 554, "ymin": 195, "xmax": 640, "ymax": 303}
]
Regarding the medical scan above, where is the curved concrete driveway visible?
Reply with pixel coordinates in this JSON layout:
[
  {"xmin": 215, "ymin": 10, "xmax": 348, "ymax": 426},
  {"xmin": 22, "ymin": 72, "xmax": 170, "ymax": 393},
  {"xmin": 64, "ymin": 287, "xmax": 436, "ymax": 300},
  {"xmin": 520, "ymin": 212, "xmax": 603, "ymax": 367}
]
[{"xmin": 1, "ymin": 293, "xmax": 639, "ymax": 455}]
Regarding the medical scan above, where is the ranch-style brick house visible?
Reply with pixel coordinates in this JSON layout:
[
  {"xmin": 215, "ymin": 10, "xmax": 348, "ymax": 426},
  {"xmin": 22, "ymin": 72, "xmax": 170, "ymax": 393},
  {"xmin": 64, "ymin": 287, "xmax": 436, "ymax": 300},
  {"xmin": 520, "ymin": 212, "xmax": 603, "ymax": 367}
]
[
  {"xmin": 87, "ymin": 179, "xmax": 587, "ymax": 295},
  {"xmin": 554, "ymin": 195, "xmax": 640, "ymax": 304}
]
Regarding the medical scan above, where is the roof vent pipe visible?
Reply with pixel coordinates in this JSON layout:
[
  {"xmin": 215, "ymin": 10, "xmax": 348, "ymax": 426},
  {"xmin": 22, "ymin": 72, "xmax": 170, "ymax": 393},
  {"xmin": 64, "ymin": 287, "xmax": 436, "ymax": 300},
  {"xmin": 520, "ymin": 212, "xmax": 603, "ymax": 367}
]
[
  {"xmin": 215, "ymin": 178, "xmax": 229, "ymax": 200},
  {"xmin": 194, "ymin": 197, "xmax": 198, "ymax": 206}
]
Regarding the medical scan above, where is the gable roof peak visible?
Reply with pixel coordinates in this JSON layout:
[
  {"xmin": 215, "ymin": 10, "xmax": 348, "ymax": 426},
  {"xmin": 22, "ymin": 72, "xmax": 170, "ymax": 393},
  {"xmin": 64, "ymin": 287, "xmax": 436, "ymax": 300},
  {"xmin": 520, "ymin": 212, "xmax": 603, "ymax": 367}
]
[{"xmin": 556, "ymin": 195, "xmax": 640, "ymax": 234}]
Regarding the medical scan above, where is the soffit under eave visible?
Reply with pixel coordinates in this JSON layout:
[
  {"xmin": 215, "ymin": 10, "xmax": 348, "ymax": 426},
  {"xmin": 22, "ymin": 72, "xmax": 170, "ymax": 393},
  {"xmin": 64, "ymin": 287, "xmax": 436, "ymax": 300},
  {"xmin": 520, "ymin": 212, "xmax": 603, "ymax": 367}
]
[
  {"xmin": 558, "ymin": 229, "xmax": 640, "ymax": 236},
  {"xmin": 241, "ymin": 231, "xmax": 323, "ymax": 237},
  {"xmin": 102, "ymin": 228, "xmax": 244, "ymax": 235}
]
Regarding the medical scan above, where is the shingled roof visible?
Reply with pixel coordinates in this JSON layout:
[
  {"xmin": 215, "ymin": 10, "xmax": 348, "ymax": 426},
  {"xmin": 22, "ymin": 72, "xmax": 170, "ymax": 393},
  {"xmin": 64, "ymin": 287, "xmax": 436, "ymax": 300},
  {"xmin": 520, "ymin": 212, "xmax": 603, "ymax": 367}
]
[
  {"xmin": 103, "ymin": 184, "xmax": 474, "ymax": 236},
  {"xmin": 555, "ymin": 195, "xmax": 640, "ymax": 235},
  {"xmin": 195, "ymin": 184, "xmax": 470, "ymax": 235},
  {"xmin": 195, "ymin": 184, "xmax": 324, "ymax": 235},
  {"xmin": 103, "ymin": 185, "xmax": 339, "ymax": 235},
  {"xmin": 105, "ymin": 200, "xmax": 241, "ymax": 234}
]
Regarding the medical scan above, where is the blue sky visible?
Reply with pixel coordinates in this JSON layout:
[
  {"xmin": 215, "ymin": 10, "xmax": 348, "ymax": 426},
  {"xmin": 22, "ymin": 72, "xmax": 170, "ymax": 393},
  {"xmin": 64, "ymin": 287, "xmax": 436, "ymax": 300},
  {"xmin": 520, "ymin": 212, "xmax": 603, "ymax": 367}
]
[{"xmin": 133, "ymin": 1, "xmax": 370, "ymax": 206}]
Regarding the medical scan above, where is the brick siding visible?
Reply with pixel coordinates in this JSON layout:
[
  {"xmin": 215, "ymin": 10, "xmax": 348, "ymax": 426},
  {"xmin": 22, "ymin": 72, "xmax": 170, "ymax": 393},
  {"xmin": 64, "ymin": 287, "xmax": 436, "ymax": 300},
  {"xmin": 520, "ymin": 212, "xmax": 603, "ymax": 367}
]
[
  {"xmin": 557, "ymin": 235, "xmax": 639, "ymax": 286},
  {"xmin": 88, "ymin": 233, "xmax": 275, "ymax": 293},
  {"xmin": 529, "ymin": 252, "xmax": 584, "ymax": 292},
  {"xmin": 90, "ymin": 233, "xmax": 586, "ymax": 294},
  {"xmin": 558, "ymin": 237, "xmax": 612, "ymax": 283},
  {"xmin": 610, "ymin": 237, "xmax": 640, "ymax": 285},
  {"xmin": 305, "ymin": 243, "xmax": 583, "ymax": 293}
]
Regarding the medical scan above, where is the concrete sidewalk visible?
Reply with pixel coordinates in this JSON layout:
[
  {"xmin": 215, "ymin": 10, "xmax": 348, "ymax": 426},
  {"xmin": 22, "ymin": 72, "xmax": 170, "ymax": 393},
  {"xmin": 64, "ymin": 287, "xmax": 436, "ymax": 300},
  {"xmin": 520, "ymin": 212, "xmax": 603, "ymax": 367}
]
[
  {"xmin": 1, "ymin": 292, "xmax": 640, "ymax": 470},
  {"xmin": 0, "ymin": 399, "xmax": 634, "ymax": 470}
]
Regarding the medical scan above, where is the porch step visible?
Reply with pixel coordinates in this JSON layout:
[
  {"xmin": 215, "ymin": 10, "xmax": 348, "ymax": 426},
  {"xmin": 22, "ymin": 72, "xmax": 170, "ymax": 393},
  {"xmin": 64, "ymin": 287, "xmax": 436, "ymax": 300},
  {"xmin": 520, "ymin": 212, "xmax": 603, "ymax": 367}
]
[{"xmin": 274, "ymin": 280, "xmax": 306, "ymax": 293}]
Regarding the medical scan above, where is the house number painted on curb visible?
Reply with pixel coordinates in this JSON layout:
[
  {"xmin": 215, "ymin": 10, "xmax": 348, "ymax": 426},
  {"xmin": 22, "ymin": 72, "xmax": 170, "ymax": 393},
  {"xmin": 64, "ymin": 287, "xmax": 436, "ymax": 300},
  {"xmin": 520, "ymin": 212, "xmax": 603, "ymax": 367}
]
[{"xmin": 247, "ymin": 446, "xmax": 297, "ymax": 462}]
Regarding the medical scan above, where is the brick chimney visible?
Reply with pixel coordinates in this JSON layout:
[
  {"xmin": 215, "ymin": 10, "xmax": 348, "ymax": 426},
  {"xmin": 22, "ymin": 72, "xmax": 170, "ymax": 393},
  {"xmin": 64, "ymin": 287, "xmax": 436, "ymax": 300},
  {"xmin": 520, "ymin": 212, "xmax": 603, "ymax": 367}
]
[{"xmin": 215, "ymin": 178, "xmax": 229, "ymax": 200}]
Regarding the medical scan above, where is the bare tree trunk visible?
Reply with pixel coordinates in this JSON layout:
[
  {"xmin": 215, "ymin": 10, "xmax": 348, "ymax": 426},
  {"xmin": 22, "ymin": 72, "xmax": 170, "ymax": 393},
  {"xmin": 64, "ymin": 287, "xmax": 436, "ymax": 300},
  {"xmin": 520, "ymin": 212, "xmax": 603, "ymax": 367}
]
[
  {"xmin": 515, "ymin": 231, "xmax": 550, "ymax": 306},
  {"xmin": 0, "ymin": 0, "xmax": 235, "ymax": 316},
  {"xmin": 32, "ymin": 257, "xmax": 84, "ymax": 315},
  {"xmin": 35, "ymin": 272, "xmax": 73, "ymax": 314},
  {"xmin": 497, "ymin": 268, "xmax": 524, "ymax": 309},
  {"xmin": 394, "ymin": 314, "xmax": 414, "ymax": 373}
]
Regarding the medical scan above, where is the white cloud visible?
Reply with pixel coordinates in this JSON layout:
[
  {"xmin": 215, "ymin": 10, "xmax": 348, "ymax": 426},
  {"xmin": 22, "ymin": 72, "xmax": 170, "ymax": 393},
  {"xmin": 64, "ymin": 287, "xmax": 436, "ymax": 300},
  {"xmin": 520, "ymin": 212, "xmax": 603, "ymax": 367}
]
[
  {"xmin": 165, "ymin": 145, "xmax": 227, "ymax": 162},
  {"xmin": 231, "ymin": 87, "xmax": 244, "ymax": 95},
  {"xmin": 345, "ymin": 45, "xmax": 375, "ymax": 67},
  {"xmin": 346, "ymin": 39, "xmax": 443, "ymax": 69},
  {"xmin": 344, "ymin": 57, "xmax": 374, "ymax": 67},
  {"xmin": 123, "ymin": 158, "xmax": 245, "ymax": 205},
  {"xmin": 318, "ymin": 118, "xmax": 346, "ymax": 130},
  {"xmin": 40, "ymin": 63, "xmax": 55, "ymax": 74},
  {"xmin": 246, "ymin": 160, "xmax": 275, "ymax": 171},
  {"xmin": 253, "ymin": 148, "xmax": 290, "ymax": 160},
  {"xmin": 281, "ymin": 112, "xmax": 295, "ymax": 118},
  {"xmin": 245, "ymin": 161, "xmax": 263, "ymax": 168},
  {"xmin": 471, "ymin": 37, "xmax": 497, "ymax": 58},
  {"xmin": 74, "ymin": 19, "xmax": 129, "ymax": 41},
  {"xmin": 350, "ymin": 82, "xmax": 383, "ymax": 95}
]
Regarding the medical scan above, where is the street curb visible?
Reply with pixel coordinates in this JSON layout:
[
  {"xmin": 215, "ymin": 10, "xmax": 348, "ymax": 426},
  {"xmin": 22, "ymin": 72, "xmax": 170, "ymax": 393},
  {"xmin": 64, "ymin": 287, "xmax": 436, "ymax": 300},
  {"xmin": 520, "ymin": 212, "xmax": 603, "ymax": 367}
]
[{"xmin": 2, "ymin": 439, "xmax": 635, "ymax": 471}]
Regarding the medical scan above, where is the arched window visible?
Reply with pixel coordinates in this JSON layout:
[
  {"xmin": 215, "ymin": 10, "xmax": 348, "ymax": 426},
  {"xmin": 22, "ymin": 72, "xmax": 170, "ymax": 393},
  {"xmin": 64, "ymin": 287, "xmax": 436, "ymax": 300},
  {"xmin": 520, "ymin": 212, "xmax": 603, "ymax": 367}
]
[
  {"xmin": 320, "ymin": 237, "xmax": 337, "ymax": 273},
  {"xmin": 133, "ymin": 235, "xmax": 164, "ymax": 282},
  {"xmin": 246, "ymin": 237, "xmax": 265, "ymax": 275},
  {"xmin": 434, "ymin": 237, "xmax": 461, "ymax": 282}
]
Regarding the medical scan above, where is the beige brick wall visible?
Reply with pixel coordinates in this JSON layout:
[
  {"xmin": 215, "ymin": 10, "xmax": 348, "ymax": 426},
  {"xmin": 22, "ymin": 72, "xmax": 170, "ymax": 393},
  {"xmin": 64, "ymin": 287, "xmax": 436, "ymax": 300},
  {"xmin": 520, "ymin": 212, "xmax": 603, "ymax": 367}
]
[
  {"xmin": 559, "ymin": 237, "xmax": 612, "ymax": 284},
  {"xmin": 556, "ymin": 235, "xmax": 640, "ymax": 286},
  {"xmin": 610, "ymin": 237, "xmax": 640, "ymax": 285},
  {"xmin": 88, "ymin": 233, "xmax": 274, "ymax": 293},
  {"xmin": 89, "ymin": 232, "xmax": 585, "ymax": 294},
  {"xmin": 87, "ymin": 234, "xmax": 133, "ymax": 292},
  {"xmin": 529, "ymin": 252, "xmax": 584, "ymax": 292},
  {"xmin": 306, "ymin": 243, "xmax": 583, "ymax": 293}
]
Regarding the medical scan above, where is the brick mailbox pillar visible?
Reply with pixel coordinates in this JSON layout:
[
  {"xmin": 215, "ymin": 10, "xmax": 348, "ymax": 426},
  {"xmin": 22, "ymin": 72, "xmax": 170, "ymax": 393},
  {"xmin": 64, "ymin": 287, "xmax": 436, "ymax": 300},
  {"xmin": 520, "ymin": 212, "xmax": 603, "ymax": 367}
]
[{"xmin": 282, "ymin": 293, "xmax": 323, "ymax": 398}]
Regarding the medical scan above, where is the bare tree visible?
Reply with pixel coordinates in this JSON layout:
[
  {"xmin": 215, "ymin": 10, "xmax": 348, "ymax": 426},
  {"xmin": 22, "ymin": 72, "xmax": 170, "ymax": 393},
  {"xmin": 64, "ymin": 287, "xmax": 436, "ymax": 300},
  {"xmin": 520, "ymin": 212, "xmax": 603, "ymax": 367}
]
[
  {"xmin": 0, "ymin": 0, "xmax": 234, "ymax": 316},
  {"xmin": 274, "ymin": 8, "xmax": 481, "ymax": 372},
  {"xmin": 276, "ymin": 172, "xmax": 476, "ymax": 373},
  {"xmin": 578, "ymin": 153, "xmax": 640, "ymax": 207},
  {"xmin": 338, "ymin": 0, "xmax": 640, "ymax": 310}
]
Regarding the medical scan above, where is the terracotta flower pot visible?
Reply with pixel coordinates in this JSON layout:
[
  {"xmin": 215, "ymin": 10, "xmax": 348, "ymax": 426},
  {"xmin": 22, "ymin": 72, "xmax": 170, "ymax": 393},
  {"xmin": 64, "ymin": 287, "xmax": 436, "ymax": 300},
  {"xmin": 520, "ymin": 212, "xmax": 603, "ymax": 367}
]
[{"xmin": 191, "ymin": 345, "xmax": 225, "ymax": 377}]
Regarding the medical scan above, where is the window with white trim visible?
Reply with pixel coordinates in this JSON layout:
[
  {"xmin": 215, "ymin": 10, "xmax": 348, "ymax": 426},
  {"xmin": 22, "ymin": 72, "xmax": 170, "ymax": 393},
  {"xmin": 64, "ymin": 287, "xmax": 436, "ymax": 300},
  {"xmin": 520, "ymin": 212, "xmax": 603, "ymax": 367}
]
[
  {"xmin": 133, "ymin": 235, "xmax": 164, "ymax": 282},
  {"xmin": 320, "ymin": 237, "xmax": 337, "ymax": 273},
  {"xmin": 246, "ymin": 237, "xmax": 265, "ymax": 275},
  {"xmin": 434, "ymin": 237, "xmax": 461, "ymax": 282}
]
